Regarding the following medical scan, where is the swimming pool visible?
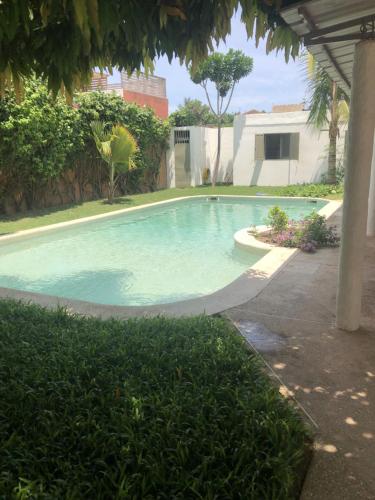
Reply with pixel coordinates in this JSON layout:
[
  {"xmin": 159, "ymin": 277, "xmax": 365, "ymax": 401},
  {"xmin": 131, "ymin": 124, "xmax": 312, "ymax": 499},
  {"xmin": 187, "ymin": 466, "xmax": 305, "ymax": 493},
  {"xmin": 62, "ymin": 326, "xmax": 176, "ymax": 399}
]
[{"xmin": 0, "ymin": 196, "xmax": 326, "ymax": 306}]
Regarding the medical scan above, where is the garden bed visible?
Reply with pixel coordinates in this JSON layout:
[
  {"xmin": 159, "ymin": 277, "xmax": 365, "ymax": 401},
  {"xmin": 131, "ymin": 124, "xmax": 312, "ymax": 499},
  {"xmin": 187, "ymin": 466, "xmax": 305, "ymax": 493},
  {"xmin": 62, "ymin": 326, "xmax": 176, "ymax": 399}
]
[
  {"xmin": 0, "ymin": 300, "xmax": 311, "ymax": 498},
  {"xmin": 254, "ymin": 207, "xmax": 340, "ymax": 253}
]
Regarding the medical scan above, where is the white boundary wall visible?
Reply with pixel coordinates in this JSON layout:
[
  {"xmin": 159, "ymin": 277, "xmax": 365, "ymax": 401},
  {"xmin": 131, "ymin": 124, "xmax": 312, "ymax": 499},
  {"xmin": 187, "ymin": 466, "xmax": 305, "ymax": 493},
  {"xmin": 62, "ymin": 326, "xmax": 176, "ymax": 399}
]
[
  {"xmin": 233, "ymin": 110, "xmax": 346, "ymax": 186},
  {"xmin": 167, "ymin": 126, "xmax": 233, "ymax": 187}
]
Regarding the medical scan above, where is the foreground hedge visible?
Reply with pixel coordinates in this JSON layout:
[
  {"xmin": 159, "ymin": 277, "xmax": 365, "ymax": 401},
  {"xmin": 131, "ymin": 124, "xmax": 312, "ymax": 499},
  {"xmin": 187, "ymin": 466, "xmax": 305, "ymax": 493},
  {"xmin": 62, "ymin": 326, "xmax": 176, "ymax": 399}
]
[{"xmin": 0, "ymin": 301, "xmax": 309, "ymax": 498}]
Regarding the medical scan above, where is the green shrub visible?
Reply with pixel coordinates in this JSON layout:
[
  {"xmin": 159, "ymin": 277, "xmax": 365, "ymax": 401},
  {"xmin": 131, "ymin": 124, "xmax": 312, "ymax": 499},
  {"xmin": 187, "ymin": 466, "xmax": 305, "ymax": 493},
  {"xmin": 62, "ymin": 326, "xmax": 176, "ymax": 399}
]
[
  {"xmin": 282, "ymin": 183, "xmax": 343, "ymax": 198},
  {"xmin": 0, "ymin": 83, "xmax": 171, "ymax": 213},
  {"xmin": 0, "ymin": 300, "xmax": 309, "ymax": 498},
  {"xmin": 301, "ymin": 212, "xmax": 340, "ymax": 250},
  {"xmin": 0, "ymin": 79, "xmax": 81, "ymax": 209},
  {"xmin": 267, "ymin": 206, "xmax": 289, "ymax": 233},
  {"xmin": 271, "ymin": 212, "xmax": 339, "ymax": 253},
  {"xmin": 76, "ymin": 92, "xmax": 170, "ymax": 192}
]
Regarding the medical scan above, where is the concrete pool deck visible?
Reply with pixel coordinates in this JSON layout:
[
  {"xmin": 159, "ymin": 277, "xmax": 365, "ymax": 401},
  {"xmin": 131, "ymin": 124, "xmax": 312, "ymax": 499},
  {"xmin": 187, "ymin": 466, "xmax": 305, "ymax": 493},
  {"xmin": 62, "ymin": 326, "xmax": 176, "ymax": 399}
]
[{"xmin": 226, "ymin": 207, "xmax": 375, "ymax": 499}]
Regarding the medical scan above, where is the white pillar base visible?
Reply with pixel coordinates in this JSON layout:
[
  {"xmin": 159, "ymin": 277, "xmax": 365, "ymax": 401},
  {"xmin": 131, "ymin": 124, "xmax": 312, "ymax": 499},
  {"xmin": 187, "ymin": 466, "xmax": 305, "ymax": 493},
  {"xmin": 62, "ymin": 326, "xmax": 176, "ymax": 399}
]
[{"xmin": 336, "ymin": 40, "xmax": 375, "ymax": 331}]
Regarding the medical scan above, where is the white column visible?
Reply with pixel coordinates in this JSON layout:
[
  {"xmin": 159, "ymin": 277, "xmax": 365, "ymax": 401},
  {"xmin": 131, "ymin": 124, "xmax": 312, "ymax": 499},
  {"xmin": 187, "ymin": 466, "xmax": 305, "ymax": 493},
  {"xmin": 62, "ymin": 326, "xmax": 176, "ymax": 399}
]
[
  {"xmin": 366, "ymin": 134, "xmax": 375, "ymax": 236},
  {"xmin": 336, "ymin": 40, "xmax": 375, "ymax": 331}
]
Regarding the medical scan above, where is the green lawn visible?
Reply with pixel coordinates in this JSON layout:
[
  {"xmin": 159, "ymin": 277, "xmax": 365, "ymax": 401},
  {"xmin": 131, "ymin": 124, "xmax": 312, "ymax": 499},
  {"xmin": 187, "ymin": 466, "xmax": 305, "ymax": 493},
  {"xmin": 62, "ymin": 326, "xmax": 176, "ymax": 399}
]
[
  {"xmin": 0, "ymin": 300, "xmax": 310, "ymax": 498},
  {"xmin": 0, "ymin": 184, "xmax": 343, "ymax": 235}
]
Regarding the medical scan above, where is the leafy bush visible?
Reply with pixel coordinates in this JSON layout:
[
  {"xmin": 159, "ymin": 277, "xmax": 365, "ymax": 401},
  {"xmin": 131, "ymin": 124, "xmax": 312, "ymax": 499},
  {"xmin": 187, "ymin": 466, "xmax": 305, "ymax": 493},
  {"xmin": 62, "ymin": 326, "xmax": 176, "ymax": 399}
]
[
  {"xmin": 0, "ymin": 83, "xmax": 170, "ymax": 214},
  {"xmin": 0, "ymin": 79, "xmax": 81, "ymax": 209},
  {"xmin": 302, "ymin": 212, "xmax": 340, "ymax": 247},
  {"xmin": 0, "ymin": 300, "xmax": 309, "ymax": 498},
  {"xmin": 270, "ymin": 212, "xmax": 339, "ymax": 253},
  {"xmin": 282, "ymin": 183, "xmax": 343, "ymax": 198},
  {"xmin": 76, "ymin": 91, "xmax": 170, "ymax": 193},
  {"xmin": 266, "ymin": 206, "xmax": 289, "ymax": 233}
]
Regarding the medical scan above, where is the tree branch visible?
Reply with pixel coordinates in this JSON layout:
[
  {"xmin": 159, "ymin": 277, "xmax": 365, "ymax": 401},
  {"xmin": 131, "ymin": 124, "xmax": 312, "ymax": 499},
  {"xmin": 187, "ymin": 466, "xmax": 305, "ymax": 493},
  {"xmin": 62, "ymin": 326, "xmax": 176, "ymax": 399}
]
[
  {"xmin": 221, "ymin": 84, "xmax": 236, "ymax": 116},
  {"xmin": 201, "ymin": 82, "xmax": 217, "ymax": 117}
]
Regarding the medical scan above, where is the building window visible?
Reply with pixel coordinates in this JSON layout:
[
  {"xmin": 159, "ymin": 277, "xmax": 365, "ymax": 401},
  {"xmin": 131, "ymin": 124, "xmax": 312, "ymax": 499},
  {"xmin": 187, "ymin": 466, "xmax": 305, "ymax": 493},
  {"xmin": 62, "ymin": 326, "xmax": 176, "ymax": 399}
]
[
  {"xmin": 265, "ymin": 133, "xmax": 291, "ymax": 159},
  {"xmin": 254, "ymin": 133, "xmax": 299, "ymax": 161},
  {"xmin": 174, "ymin": 130, "xmax": 190, "ymax": 144}
]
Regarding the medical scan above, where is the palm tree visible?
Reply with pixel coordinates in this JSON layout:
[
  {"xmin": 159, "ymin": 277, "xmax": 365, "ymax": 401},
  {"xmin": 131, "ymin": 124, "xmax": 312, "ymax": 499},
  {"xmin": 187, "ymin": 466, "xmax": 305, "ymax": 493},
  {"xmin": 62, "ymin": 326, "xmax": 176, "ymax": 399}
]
[
  {"xmin": 91, "ymin": 121, "xmax": 138, "ymax": 204},
  {"xmin": 306, "ymin": 54, "xmax": 349, "ymax": 184}
]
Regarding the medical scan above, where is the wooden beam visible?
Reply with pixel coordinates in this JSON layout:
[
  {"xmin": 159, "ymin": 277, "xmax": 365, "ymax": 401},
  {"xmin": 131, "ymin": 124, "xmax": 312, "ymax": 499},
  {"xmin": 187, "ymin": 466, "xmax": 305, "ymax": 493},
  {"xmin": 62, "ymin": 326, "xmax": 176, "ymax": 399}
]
[
  {"xmin": 298, "ymin": 6, "xmax": 351, "ymax": 90},
  {"xmin": 306, "ymin": 33, "xmax": 374, "ymax": 45},
  {"xmin": 304, "ymin": 14, "xmax": 375, "ymax": 42}
]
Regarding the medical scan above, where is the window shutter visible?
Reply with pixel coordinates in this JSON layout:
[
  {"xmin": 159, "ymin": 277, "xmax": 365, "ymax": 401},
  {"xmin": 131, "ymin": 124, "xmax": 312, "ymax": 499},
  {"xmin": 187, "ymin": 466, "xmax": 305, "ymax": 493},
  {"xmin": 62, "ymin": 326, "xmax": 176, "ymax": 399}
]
[
  {"xmin": 290, "ymin": 133, "xmax": 300, "ymax": 160},
  {"xmin": 254, "ymin": 134, "xmax": 265, "ymax": 160}
]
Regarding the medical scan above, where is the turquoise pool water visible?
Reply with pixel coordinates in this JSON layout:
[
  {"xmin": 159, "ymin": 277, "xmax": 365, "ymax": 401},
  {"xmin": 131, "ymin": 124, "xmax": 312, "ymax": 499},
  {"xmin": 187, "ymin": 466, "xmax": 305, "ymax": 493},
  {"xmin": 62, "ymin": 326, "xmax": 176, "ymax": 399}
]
[{"xmin": 0, "ymin": 197, "xmax": 326, "ymax": 306}]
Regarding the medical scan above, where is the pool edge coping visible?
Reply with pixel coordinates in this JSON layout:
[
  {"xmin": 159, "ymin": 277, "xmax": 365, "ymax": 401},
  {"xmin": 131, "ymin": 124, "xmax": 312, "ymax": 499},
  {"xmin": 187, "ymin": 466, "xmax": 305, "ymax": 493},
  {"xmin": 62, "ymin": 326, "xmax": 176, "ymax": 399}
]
[
  {"xmin": 0, "ymin": 196, "xmax": 342, "ymax": 318},
  {"xmin": 0, "ymin": 195, "xmax": 339, "ymax": 241}
]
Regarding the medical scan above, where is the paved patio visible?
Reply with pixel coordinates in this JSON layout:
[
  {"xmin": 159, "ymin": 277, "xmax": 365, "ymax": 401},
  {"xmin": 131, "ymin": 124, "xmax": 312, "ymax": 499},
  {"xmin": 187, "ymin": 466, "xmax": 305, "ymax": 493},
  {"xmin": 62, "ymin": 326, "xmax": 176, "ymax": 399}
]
[{"xmin": 226, "ymin": 208, "xmax": 375, "ymax": 499}]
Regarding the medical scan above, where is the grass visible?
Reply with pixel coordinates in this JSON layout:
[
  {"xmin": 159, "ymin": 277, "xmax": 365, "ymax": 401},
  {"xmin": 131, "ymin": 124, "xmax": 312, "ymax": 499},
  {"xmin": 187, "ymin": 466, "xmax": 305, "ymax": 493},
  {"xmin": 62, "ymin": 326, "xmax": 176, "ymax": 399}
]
[
  {"xmin": 0, "ymin": 300, "xmax": 310, "ymax": 499},
  {"xmin": 0, "ymin": 184, "xmax": 343, "ymax": 234}
]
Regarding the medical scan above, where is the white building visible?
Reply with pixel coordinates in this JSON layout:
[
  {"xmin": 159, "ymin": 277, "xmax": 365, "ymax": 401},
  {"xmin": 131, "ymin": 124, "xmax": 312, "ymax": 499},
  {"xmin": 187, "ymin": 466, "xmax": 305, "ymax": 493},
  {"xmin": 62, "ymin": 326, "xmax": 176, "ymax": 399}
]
[
  {"xmin": 167, "ymin": 108, "xmax": 346, "ymax": 187},
  {"xmin": 167, "ymin": 126, "xmax": 234, "ymax": 187},
  {"xmin": 233, "ymin": 109, "xmax": 346, "ymax": 186}
]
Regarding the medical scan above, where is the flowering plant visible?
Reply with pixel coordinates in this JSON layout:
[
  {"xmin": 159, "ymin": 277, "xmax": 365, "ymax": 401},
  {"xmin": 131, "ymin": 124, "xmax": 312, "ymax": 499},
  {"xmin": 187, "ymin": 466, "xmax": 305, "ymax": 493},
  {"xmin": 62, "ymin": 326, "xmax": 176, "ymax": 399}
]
[{"xmin": 265, "ymin": 207, "xmax": 339, "ymax": 253}]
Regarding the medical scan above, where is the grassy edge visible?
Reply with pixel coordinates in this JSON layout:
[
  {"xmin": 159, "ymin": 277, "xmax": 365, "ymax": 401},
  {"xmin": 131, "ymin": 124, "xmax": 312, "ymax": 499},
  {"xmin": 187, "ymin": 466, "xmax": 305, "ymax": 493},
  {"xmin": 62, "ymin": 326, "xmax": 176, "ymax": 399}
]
[
  {"xmin": 228, "ymin": 315, "xmax": 315, "ymax": 499},
  {"xmin": 0, "ymin": 185, "xmax": 343, "ymax": 235},
  {"xmin": 0, "ymin": 299, "xmax": 312, "ymax": 498}
]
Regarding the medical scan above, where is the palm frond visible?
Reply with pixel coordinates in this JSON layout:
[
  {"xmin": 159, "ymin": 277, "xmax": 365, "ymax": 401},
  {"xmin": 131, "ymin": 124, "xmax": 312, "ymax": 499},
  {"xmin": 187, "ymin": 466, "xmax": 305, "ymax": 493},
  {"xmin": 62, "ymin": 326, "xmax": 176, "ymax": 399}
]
[
  {"xmin": 91, "ymin": 121, "xmax": 138, "ymax": 172},
  {"xmin": 338, "ymin": 99, "xmax": 349, "ymax": 125},
  {"xmin": 91, "ymin": 121, "xmax": 113, "ymax": 165},
  {"xmin": 307, "ymin": 64, "xmax": 332, "ymax": 129},
  {"xmin": 110, "ymin": 125, "xmax": 138, "ymax": 171},
  {"xmin": 306, "ymin": 52, "xmax": 316, "ymax": 79}
]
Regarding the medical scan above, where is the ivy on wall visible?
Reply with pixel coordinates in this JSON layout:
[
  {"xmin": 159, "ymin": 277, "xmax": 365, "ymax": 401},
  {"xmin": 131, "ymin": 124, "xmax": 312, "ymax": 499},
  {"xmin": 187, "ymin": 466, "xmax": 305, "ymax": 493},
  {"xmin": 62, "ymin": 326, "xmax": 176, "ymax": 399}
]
[
  {"xmin": 76, "ymin": 92, "xmax": 170, "ymax": 193},
  {"xmin": 0, "ymin": 81, "xmax": 170, "ymax": 213}
]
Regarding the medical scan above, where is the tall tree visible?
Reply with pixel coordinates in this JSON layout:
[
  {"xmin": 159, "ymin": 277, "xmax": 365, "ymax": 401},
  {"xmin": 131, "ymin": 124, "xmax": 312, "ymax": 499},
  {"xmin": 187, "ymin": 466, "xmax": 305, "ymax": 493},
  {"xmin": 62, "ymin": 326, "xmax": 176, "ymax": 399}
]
[
  {"xmin": 306, "ymin": 54, "xmax": 349, "ymax": 184},
  {"xmin": 190, "ymin": 50, "xmax": 253, "ymax": 186},
  {"xmin": 169, "ymin": 98, "xmax": 234, "ymax": 127}
]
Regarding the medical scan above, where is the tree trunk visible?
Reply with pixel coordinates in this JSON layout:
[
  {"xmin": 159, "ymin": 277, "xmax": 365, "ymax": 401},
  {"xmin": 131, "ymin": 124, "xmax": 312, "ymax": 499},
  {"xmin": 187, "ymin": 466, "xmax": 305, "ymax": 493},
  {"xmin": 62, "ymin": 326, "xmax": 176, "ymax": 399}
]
[
  {"xmin": 108, "ymin": 163, "xmax": 115, "ymax": 204},
  {"xmin": 212, "ymin": 121, "xmax": 221, "ymax": 187},
  {"xmin": 327, "ymin": 128, "xmax": 337, "ymax": 184},
  {"xmin": 327, "ymin": 81, "xmax": 338, "ymax": 185}
]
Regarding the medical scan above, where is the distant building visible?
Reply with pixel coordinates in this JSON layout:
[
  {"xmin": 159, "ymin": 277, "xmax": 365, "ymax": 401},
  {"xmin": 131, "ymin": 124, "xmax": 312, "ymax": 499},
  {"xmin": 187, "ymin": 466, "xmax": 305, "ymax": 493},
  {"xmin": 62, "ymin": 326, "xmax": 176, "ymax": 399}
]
[
  {"xmin": 86, "ymin": 71, "xmax": 168, "ymax": 119},
  {"xmin": 245, "ymin": 109, "xmax": 265, "ymax": 114},
  {"xmin": 167, "ymin": 106, "xmax": 347, "ymax": 188},
  {"xmin": 271, "ymin": 103, "xmax": 305, "ymax": 113}
]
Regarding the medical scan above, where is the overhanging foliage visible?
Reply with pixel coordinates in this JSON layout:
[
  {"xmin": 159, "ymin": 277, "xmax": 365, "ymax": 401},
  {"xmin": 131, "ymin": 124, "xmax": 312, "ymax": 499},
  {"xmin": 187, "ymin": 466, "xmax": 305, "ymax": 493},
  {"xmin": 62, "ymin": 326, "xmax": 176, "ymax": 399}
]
[{"xmin": 0, "ymin": 1, "xmax": 301, "ymax": 96}]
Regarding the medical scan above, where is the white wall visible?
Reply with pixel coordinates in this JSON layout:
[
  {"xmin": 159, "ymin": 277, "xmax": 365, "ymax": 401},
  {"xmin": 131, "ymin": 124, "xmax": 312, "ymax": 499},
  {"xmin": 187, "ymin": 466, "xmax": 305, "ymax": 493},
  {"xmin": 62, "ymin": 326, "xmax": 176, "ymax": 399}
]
[
  {"xmin": 233, "ymin": 110, "xmax": 346, "ymax": 186},
  {"xmin": 205, "ymin": 127, "xmax": 233, "ymax": 183},
  {"xmin": 167, "ymin": 113, "xmax": 346, "ymax": 188},
  {"xmin": 167, "ymin": 126, "xmax": 234, "ymax": 187},
  {"xmin": 166, "ymin": 129, "xmax": 176, "ymax": 188}
]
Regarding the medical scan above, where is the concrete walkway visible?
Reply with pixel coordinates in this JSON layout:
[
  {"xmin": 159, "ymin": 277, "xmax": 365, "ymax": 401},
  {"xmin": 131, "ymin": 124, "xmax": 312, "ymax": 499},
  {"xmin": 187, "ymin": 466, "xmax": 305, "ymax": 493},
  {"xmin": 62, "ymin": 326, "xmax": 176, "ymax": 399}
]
[{"xmin": 226, "ymin": 208, "xmax": 375, "ymax": 499}]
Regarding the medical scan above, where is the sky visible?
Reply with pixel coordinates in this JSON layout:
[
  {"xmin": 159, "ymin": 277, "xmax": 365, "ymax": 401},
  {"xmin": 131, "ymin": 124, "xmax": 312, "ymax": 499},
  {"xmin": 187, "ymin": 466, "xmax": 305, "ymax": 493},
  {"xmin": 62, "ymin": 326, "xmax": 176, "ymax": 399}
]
[{"xmin": 109, "ymin": 10, "xmax": 308, "ymax": 114}]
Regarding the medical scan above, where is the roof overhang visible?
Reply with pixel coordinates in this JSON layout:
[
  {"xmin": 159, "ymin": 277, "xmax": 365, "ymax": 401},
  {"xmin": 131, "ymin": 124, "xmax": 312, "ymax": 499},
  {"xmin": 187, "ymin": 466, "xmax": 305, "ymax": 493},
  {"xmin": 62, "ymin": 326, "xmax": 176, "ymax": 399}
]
[{"xmin": 280, "ymin": 0, "xmax": 375, "ymax": 95}]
